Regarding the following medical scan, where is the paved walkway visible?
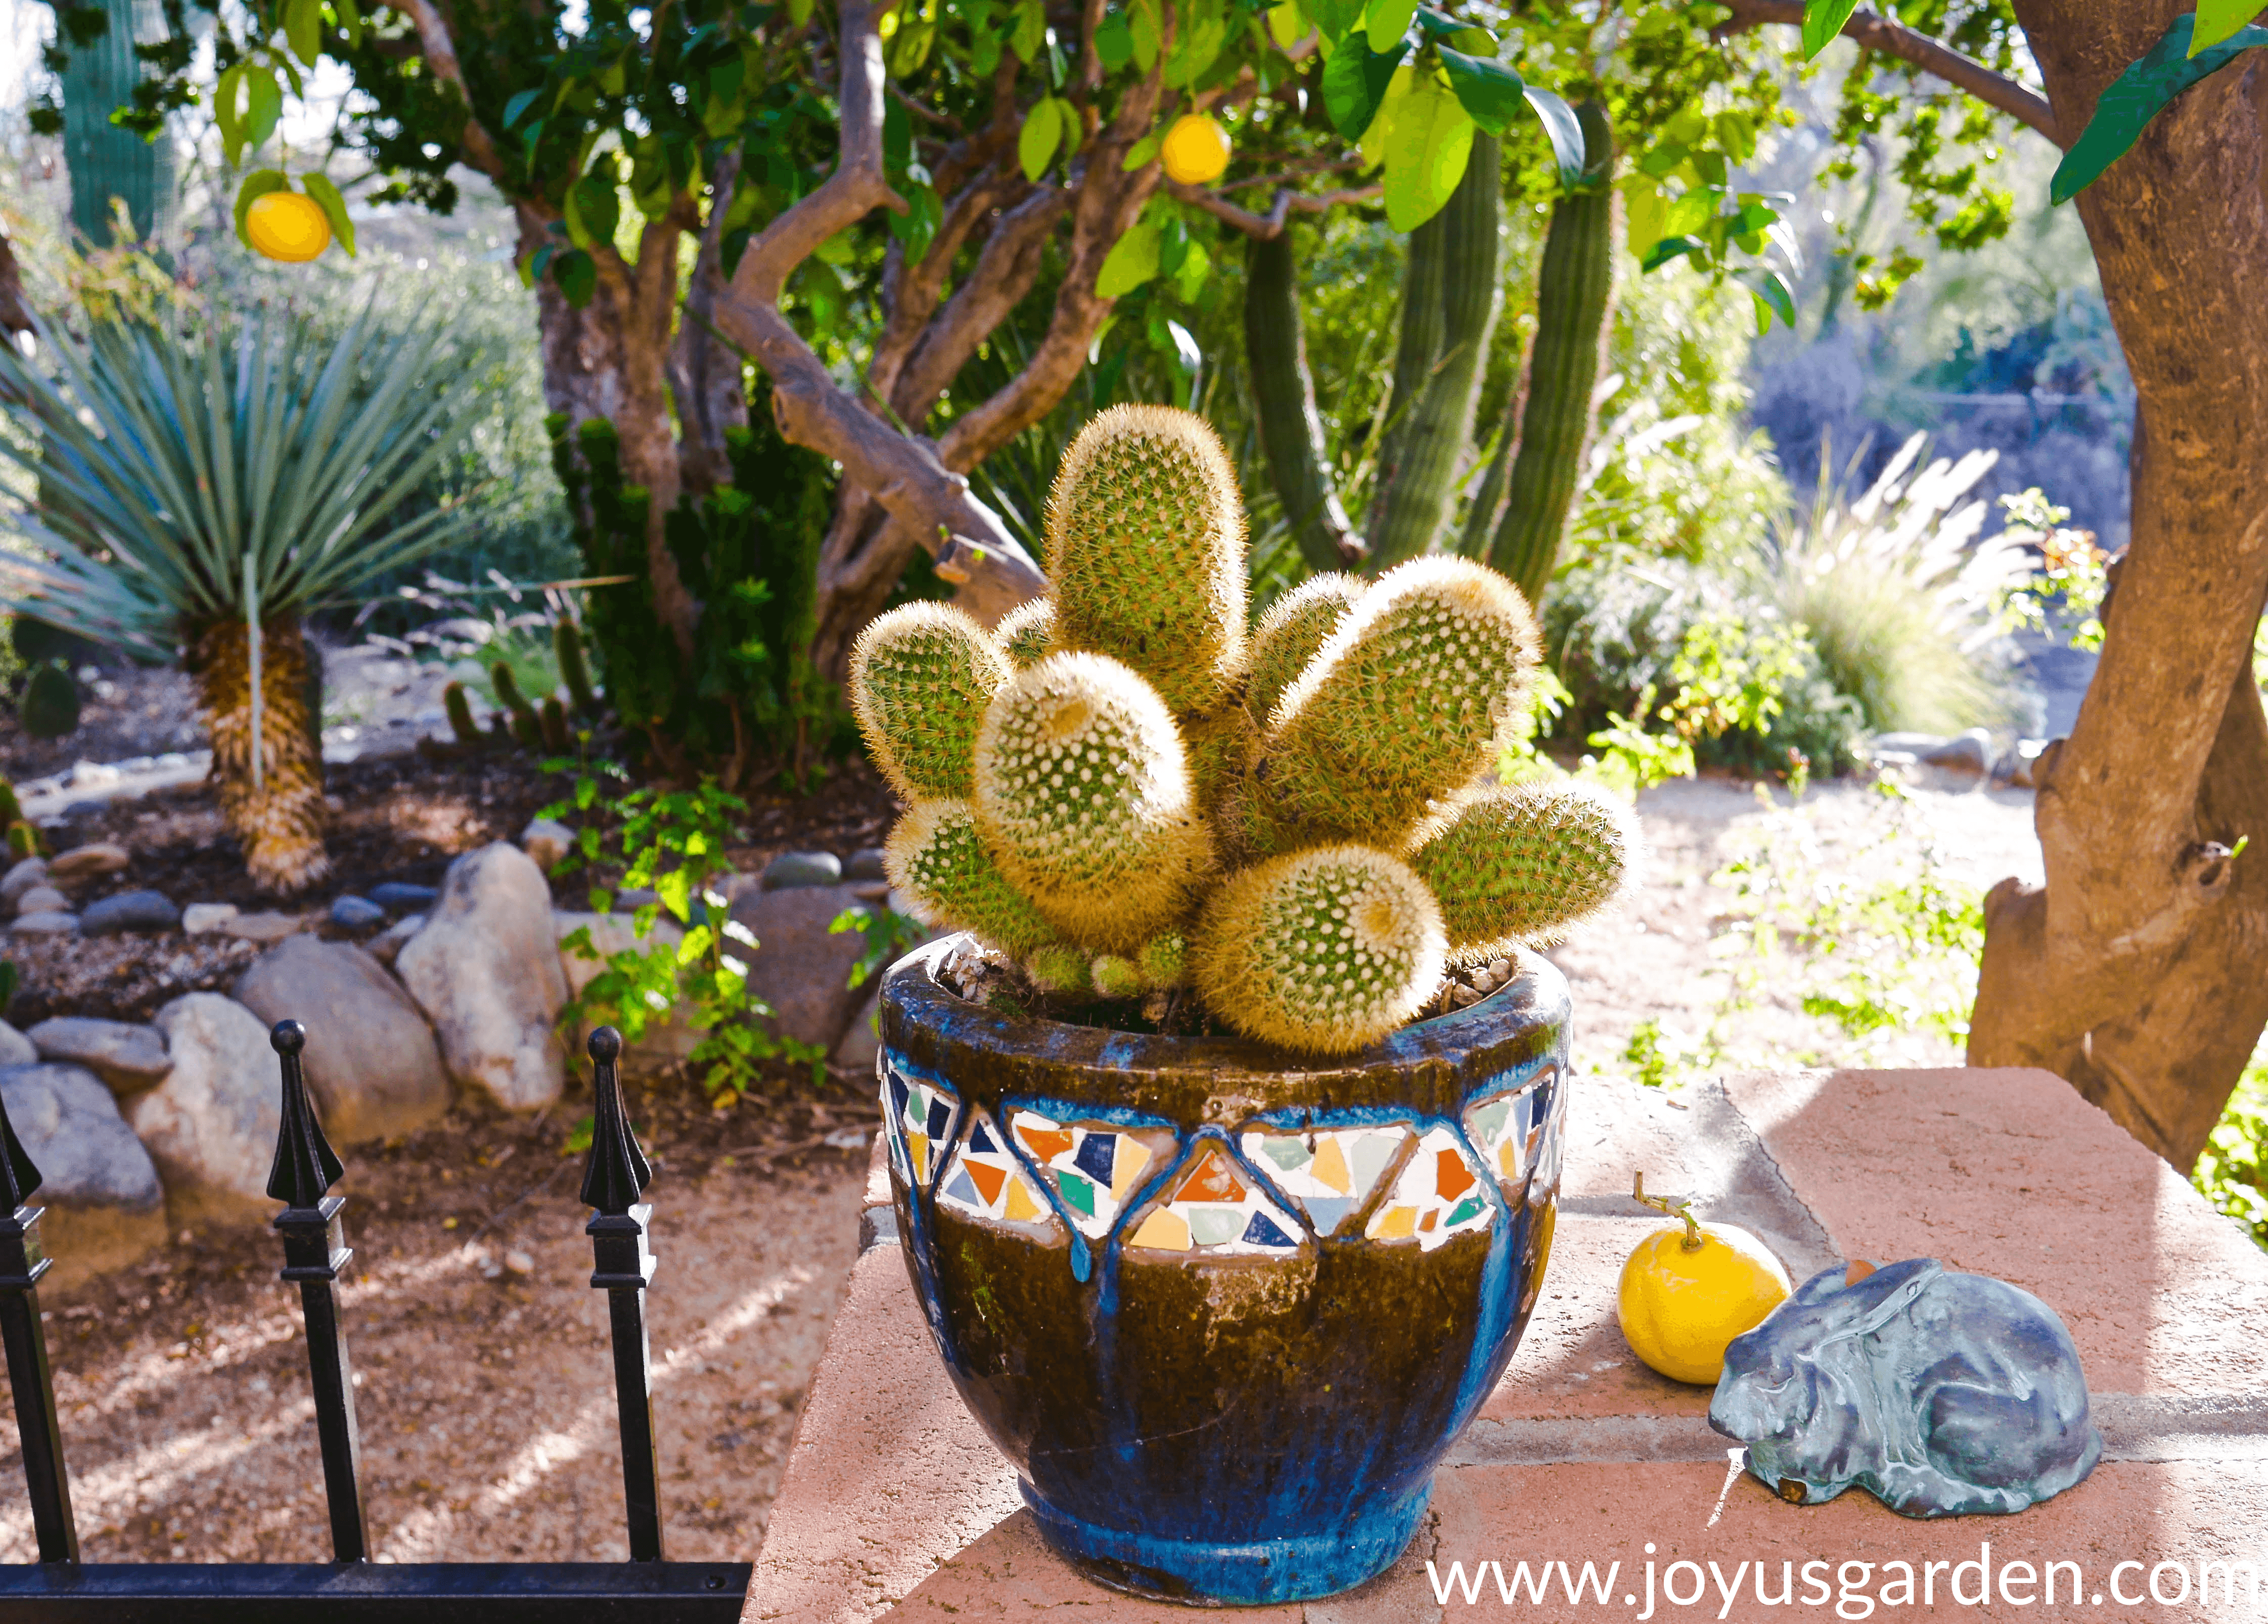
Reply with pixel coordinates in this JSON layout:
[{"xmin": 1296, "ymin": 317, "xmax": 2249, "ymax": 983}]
[{"xmin": 749, "ymin": 1068, "xmax": 2268, "ymax": 1622}]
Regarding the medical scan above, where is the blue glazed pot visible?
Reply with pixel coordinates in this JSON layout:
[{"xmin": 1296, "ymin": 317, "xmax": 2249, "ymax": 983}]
[{"xmin": 878, "ymin": 937, "xmax": 1570, "ymax": 1606}]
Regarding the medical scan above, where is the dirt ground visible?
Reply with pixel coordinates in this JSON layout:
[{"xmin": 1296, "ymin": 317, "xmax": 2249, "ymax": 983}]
[{"xmin": 0, "ymin": 654, "xmax": 2051, "ymax": 1569}]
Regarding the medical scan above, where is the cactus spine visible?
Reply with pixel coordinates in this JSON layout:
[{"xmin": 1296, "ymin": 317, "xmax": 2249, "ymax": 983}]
[
  {"xmin": 1407, "ymin": 782, "xmax": 1637, "ymax": 961},
  {"xmin": 995, "ymin": 598, "xmax": 1056, "ymax": 669},
  {"xmin": 1045, "ymin": 406, "xmax": 1247, "ymax": 715},
  {"xmin": 849, "ymin": 405, "xmax": 1630, "ymax": 1056}
]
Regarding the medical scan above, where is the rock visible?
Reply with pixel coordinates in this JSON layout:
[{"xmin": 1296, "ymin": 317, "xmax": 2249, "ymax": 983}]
[
  {"xmin": 222, "ymin": 911, "xmax": 303, "ymax": 944},
  {"xmin": 0, "ymin": 1021, "xmax": 34, "ymax": 1069},
  {"xmin": 834, "ymin": 986, "xmax": 882, "ymax": 1073},
  {"xmin": 128, "ymin": 994, "xmax": 283, "ymax": 1224},
  {"xmin": 554, "ymin": 911, "xmax": 702, "ymax": 1070},
  {"xmin": 614, "ymin": 888, "xmax": 658, "ymax": 911},
  {"xmin": 369, "ymin": 882, "xmax": 438, "ymax": 915},
  {"xmin": 330, "ymin": 895, "xmax": 387, "ymax": 930},
  {"xmin": 26, "ymin": 1016, "xmax": 172, "ymax": 1095},
  {"xmin": 48, "ymin": 841, "xmax": 130, "ymax": 882},
  {"xmin": 182, "ymin": 902, "xmax": 240, "ymax": 935},
  {"xmin": 0, "ymin": 857, "xmax": 49, "ymax": 909},
  {"xmin": 0, "ymin": 1062, "xmax": 165, "ymax": 1280},
  {"xmin": 364, "ymin": 913, "xmax": 424, "ymax": 967},
  {"xmin": 61, "ymin": 800, "xmax": 108, "ymax": 821},
  {"xmin": 761, "ymin": 850, "xmax": 843, "ymax": 891},
  {"xmin": 1917, "ymin": 729, "xmax": 1993, "ymax": 790},
  {"xmin": 396, "ymin": 843, "xmax": 568, "ymax": 1111},
  {"xmin": 14, "ymin": 885, "xmax": 68, "ymax": 917},
  {"xmin": 521, "ymin": 818, "xmax": 575, "ymax": 872},
  {"xmin": 233, "ymin": 936, "xmax": 450, "ymax": 1144},
  {"xmin": 10, "ymin": 912, "xmax": 78, "ymax": 936},
  {"xmin": 844, "ymin": 847, "xmax": 889, "ymax": 883},
  {"xmin": 80, "ymin": 889, "xmax": 182, "ymax": 937},
  {"xmin": 730, "ymin": 883, "xmax": 878, "ymax": 1053},
  {"xmin": 504, "ymin": 1248, "xmax": 535, "ymax": 1276},
  {"xmin": 2007, "ymin": 738, "xmax": 2051, "ymax": 791}
]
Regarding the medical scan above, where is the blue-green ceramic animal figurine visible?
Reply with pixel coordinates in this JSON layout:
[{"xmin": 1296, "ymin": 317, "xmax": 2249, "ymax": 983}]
[{"xmin": 1709, "ymin": 1257, "xmax": 2101, "ymax": 1517}]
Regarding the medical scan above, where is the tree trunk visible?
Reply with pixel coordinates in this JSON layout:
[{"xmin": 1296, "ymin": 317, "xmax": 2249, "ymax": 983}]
[
  {"xmin": 1243, "ymin": 229, "xmax": 1365, "ymax": 572},
  {"xmin": 191, "ymin": 616, "xmax": 329, "ymax": 894},
  {"xmin": 1482, "ymin": 101, "xmax": 1618, "ymax": 606},
  {"xmin": 1968, "ymin": 15, "xmax": 2268, "ymax": 1166}
]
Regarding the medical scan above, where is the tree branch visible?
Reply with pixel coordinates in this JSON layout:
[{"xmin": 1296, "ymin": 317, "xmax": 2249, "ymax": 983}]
[
  {"xmin": 894, "ymin": 184, "xmax": 1069, "ymax": 427},
  {"xmin": 1716, "ymin": 0, "xmax": 2061, "ymax": 147},
  {"xmin": 396, "ymin": 0, "xmax": 515, "ymax": 181},
  {"xmin": 1165, "ymin": 180, "xmax": 1381, "ymax": 239}
]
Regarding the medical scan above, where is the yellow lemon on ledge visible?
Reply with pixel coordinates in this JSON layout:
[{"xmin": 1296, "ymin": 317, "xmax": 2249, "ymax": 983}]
[
  {"xmin": 1161, "ymin": 114, "xmax": 1233, "ymax": 186},
  {"xmin": 247, "ymin": 191, "xmax": 333, "ymax": 263},
  {"xmin": 1616, "ymin": 1172, "xmax": 1792, "ymax": 1385}
]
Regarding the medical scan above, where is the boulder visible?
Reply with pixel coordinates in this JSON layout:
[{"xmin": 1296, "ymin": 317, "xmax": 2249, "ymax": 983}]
[
  {"xmin": 730, "ymin": 883, "xmax": 877, "ymax": 1053},
  {"xmin": 233, "ymin": 935, "xmax": 451, "ymax": 1144},
  {"xmin": 554, "ymin": 911, "xmax": 703, "ymax": 1071},
  {"xmin": 365, "ymin": 913, "xmax": 424, "ymax": 967},
  {"xmin": 395, "ymin": 843, "xmax": 567, "ymax": 1111},
  {"xmin": 26, "ymin": 1017, "xmax": 171, "ymax": 1095},
  {"xmin": 330, "ymin": 895, "xmax": 386, "ymax": 930},
  {"xmin": 129, "ymin": 994, "xmax": 283, "ymax": 1225},
  {"xmin": 10, "ymin": 913, "xmax": 77, "ymax": 936},
  {"xmin": 761, "ymin": 850, "xmax": 842, "ymax": 891},
  {"xmin": 0, "ymin": 1021, "xmax": 34, "ymax": 1069},
  {"xmin": 80, "ymin": 889, "xmax": 182, "ymax": 937},
  {"xmin": 520, "ymin": 819, "xmax": 574, "ymax": 872},
  {"xmin": 48, "ymin": 842, "xmax": 129, "ymax": 882},
  {"xmin": 369, "ymin": 882, "xmax": 438, "ymax": 915},
  {"xmin": 182, "ymin": 902, "xmax": 240, "ymax": 934},
  {"xmin": 14, "ymin": 885, "xmax": 67, "ymax": 918},
  {"xmin": 0, "ymin": 1062, "xmax": 165, "ymax": 1280},
  {"xmin": 0, "ymin": 857, "xmax": 49, "ymax": 909},
  {"xmin": 1918, "ymin": 728, "xmax": 1993, "ymax": 787},
  {"xmin": 844, "ymin": 848, "xmax": 889, "ymax": 883}
]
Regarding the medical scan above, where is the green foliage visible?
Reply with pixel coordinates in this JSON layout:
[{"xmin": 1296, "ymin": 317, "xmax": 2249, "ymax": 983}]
[
  {"xmin": 19, "ymin": 662, "xmax": 80, "ymax": 740},
  {"xmin": 2194, "ymin": 1053, "xmax": 2268, "ymax": 1252},
  {"xmin": 1992, "ymin": 489, "xmax": 2109, "ymax": 655},
  {"xmin": 545, "ymin": 761, "xmax": 823, "ymax": 1104},
  {"xmin": 2051, "ymin": 15, "xmax": 2268, "ymax": 202},
  {"xmin": 0, "ymin": 300, "xmax": 483, "ymax": 653},
  {"xmin": 550, "ymin": 373, "xmax": 845, "ymax": 789},
  {"xmin": 831, "ymin": 905, "xmax": 931, "ymax": 993}
]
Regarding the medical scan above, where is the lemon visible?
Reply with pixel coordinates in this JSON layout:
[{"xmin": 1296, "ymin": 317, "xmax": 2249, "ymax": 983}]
[
  {"xmin": 1616, "ymin": 1175, "xmax": 1791, "ymax": 1385},
  {"xmin": 247, "ymin": 192, "xmax": 332, "ymax": 263},
  {"xmin": 1160, "ymin": 115, "xmax": 1232, "ymax": 186}
]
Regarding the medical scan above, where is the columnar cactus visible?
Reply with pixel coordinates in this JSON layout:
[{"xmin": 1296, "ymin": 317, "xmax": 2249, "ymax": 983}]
[{"xmin": 851, "ymin": 406, "xmax": 1633, "ymax": 1055}]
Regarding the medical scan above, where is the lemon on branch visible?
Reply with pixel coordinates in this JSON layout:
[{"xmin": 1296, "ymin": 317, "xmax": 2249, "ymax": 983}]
[
  {"xmin": 1161, "ymin": 115, "xmax": 1233, "ymax": 185},
  {"xmin": 247, "ymin": 191, "xmax": 332, "ymax": 262},
  {"xmin": 1616, "ymin": 1172, "xmax": 1792, "ymax": 1385}
]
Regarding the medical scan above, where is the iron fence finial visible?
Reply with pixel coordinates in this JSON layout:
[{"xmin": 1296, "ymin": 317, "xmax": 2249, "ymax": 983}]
[
  {"xmin": 579, "ymin": 1026, "xmax": 651, "ymax": 1216},
  {"xmin": 265, "ymin": 1018, "xmax": 344, "ymax": 1209},
  {"xmin": 0, "ymin": 1083, "xmax": 42, "ymax": 1212}
]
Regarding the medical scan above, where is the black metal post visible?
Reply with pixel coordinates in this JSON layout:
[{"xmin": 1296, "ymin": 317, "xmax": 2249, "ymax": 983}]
[
  {"xmin": 265, "ymin": 1020, "xmax": 368, "ymax": 1563},
  {"xmin": 580, "ymin": 1027, "xmax": 664, "ymax": 1563},
  {"xmin": 0, "ymin": 1086, "xmax": 76, "ymax": 1561}
]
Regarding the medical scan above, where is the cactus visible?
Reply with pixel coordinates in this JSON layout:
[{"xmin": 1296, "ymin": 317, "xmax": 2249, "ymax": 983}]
[
  {"xmin": 971, "ymin": 652, "xmax": 1211, "ymax": 950},
  {"xmin": 540, "ymin": 696, "xmax": 572, "ymax": 753},
  {"xmin": 850, "ymin": 603, "xmax": 1009, "ymax": 800},
  {"xmin": 443, "ymin": 680, "xmax": 484, "ymax": 747},
  {"xmin": 1045, "ymin": 405, "xmax": 1247, "ymax": 715},
  {"xmin": 1243, "ymin": 231, "xmax": 1365, "ymax": 572},
  {"xmin": 556, "ymin": 619, "xmax": 602, "ymax": 718},
  {"xmin": 20, "ymin": 662, "xmax": 79, "ymax": 740},
  {"xmin": 849, "ymin": 405, "xmax": 1630, "ymax": 1055},
  {"xmin": 995, "ymin": 598, "xmax": 1056, "ymax": 669},
  {"xmin": 491, "ymin": 662, "xmax": 542, "ymax": 748},
  {"xmin": 6, "ymin": 821, "xmax": 40, "ymax": 860},
  {"xmin": 1407, "ymin": 782, "xmax": 1637, "ymax": 962}
]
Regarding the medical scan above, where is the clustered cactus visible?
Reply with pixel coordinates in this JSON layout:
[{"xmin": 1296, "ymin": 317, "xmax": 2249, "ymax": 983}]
[{"xmin": 851, "ymin": 404, "xmax": 1634, "ymax": 1055}]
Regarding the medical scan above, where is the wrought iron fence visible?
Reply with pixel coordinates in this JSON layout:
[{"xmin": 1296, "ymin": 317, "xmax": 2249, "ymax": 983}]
[{"xmin": 0, "ymin": 1022, "xmax": 753, "ymax": 1621}]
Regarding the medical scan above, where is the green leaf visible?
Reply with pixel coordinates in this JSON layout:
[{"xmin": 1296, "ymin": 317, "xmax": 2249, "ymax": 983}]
[
  {"xmin": 1266, "ymin": 1, "xmax": 1305, "ymax": 50},
  {"xmin": 1052, "ymin": 96, "xmax": 1083, "ymax": 159},
  {"xmin": 1322, "ymin": 34, "xmax": 1407, "ymax": 137},
  {"xmin": 245, "ymin": 68, "xmax": 283, "ymax": 153},
  {"xmin": 1365, "ymin": 0, "xmax": 1417, "ymax": 52},
  {"xmin": 286, "ymin": 0, "xmax": 323, "ymax": 67},
  {"xmin": 1012, "ymin": 0, "xmax": 1047, "ymax": 61},
  {"xmin": 1524, "ymin": 85, "xmax": 1586, "ymax": 189},
  {"xmin": 1173, "ymin": 237, "xmax": 1210, "ymax": 301},
  {"xmin": 1623, "ymin": 180, "xmax": 1667, "ymax": 261},
  {"xmin": 2052, "ymin": 14, "xmax": 2268, "ymax": 201},
  {"xmin": 2193, "ymin": 0, "xmax": 2262, "ymax": 52},
  {"xmin": 1122, "ymin": 130, "xmax": 1163, "ymax": 170},
  {"xmin": 572, "ymin": 171, "xmax": 621, "ymax": 247},
  {"xmin": 334, "ymin": 0, "xmax": 363, "ymax": 49},
  {"xmin": 1096, "ymin": 9, "xmax": 1134, "ymax": 66},
  {"xmin": 1800, "ymin": 0, "xmax": 1860, "ymax": 60},
  {"xmin": 1019, "ymin": 96, "xmax": 1062, "ymax": 181},
  {"xmin": 1438, "ymin": 48, "xmax": 1523, "ymax": 136},
  {"xmin": 1640, "ymin": 233, "xmax": 1704, "ymax": 273},
  {"xmin": 554, "ymin": 247, "xmax": 598, "ymax": 307},
  {"xmin": 1362, "ymin": 61, "xmax": 1413, "ymax": 169},
  {"xmin": 503, "ymin": 87, "xmax": 543, "ymax": 129},
  {"xmin": 1128, "ymin": 0, "xmax": 1161, "ymax": 70},
  {"xmin": 214, "ymin": 64, "xmax": 246, "ymax": 165},
  {"xmin": 656, "ymin": 866, "xmax": 694, "ymax": 923},
  {"xmin": 233, "ymin": 170, "xmax": 289, "ymax": 250},
  {"xmin": 300, "ymin": 172, "xmax": 355, "ymax": 257},
  {"xmin": 1746, "ymin": 268, "xmax": 1796, "ymax": 332},
  {"xmin": 1381, "ymin": 72, "xmax": 1473, "ymax": 231},
  {"xmin": 1097, "ymin": 218, "xmax": 1160, "ymax": 295},
  {"xmin": 1304, "ymin": 0, "xmax": 1364, "ymax": 40}
]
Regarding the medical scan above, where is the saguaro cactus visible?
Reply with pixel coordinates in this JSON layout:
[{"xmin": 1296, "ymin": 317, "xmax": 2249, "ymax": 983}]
[{"xmin": 851, "ymin": 406, "xmax": 1633, "ymax": 1054}]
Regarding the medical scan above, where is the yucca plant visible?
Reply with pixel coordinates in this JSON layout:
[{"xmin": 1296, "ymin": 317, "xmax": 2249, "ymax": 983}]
[{"xmin": 0, "ymin": 300, "xmax": 483, "ymax": 889}]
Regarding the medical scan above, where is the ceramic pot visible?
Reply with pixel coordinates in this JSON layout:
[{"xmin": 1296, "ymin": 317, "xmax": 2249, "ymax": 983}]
[{"xmin": 878, "ymin": 936, "xmax": 1570, "ymax": 1606}]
